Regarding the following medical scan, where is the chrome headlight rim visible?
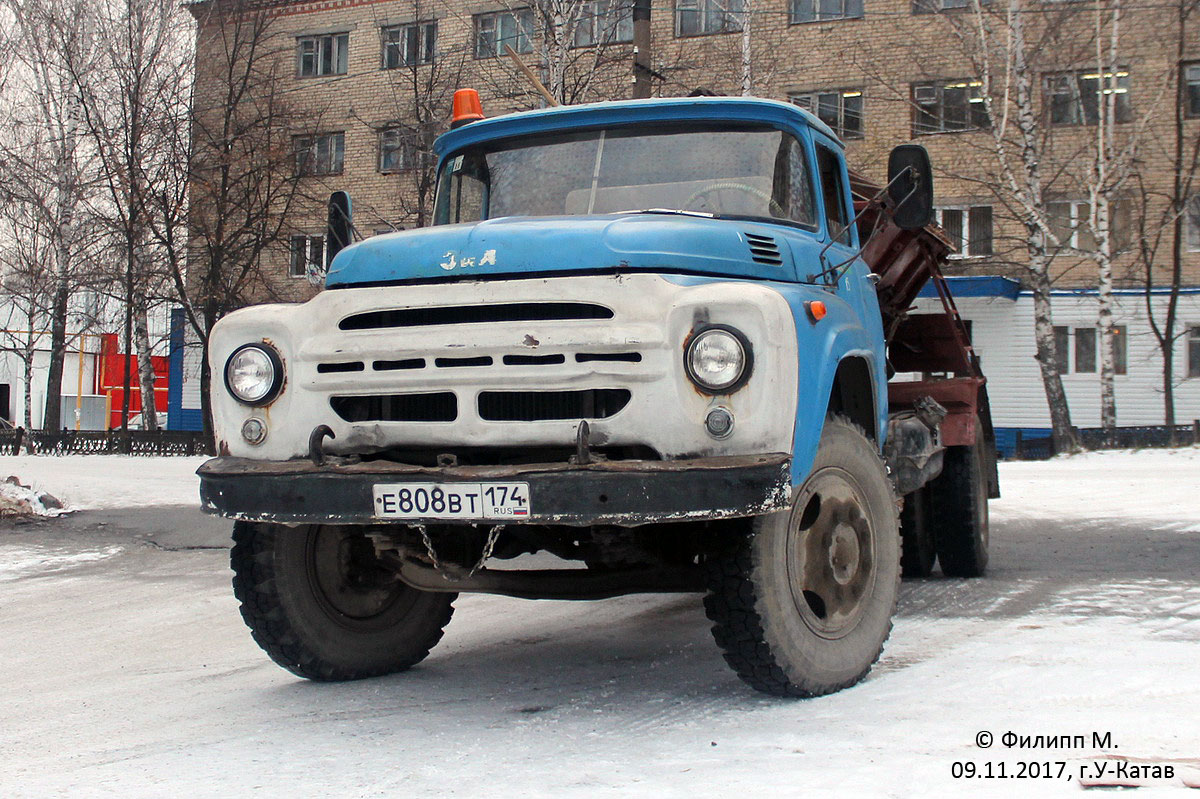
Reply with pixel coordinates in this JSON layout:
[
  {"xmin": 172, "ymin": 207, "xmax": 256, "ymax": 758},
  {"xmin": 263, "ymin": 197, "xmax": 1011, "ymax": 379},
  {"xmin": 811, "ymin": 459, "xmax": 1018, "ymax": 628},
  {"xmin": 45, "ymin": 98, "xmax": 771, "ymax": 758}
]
[
  {"xmin": 224, "ymin": 343, "xmax": 284, "ymax": 407},
  {"xmin": 684, "ymin": 325, "xmax": 753, "ymax": 394}
]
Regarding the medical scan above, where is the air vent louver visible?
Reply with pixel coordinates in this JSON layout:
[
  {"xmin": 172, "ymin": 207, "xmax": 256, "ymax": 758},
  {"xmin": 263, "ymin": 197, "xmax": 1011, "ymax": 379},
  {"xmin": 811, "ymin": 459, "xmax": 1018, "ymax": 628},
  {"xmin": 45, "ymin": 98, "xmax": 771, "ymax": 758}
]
[{"xmin": 745, "ymin": 232, "xmax": 783, "ymax": 266}]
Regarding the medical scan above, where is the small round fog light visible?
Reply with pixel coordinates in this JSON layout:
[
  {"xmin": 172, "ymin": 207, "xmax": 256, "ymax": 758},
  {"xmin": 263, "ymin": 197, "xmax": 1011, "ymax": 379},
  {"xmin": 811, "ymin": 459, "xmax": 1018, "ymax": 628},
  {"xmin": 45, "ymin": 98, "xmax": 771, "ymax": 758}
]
[
  {"xmin": 241, "ymin": 417, "xmax": 267, "ymax": 445},
  {"xmin": 705, "ymin": 407, "xmax": 734, "ymax": 439}
]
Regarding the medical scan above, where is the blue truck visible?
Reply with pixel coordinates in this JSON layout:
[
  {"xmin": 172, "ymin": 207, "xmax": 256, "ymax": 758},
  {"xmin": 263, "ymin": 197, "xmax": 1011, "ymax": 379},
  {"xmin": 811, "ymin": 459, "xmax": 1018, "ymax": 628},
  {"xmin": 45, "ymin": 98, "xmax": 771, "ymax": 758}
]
[{"xmin": 199, "ymin": 93, "xmax": 999, "ymax": 697}]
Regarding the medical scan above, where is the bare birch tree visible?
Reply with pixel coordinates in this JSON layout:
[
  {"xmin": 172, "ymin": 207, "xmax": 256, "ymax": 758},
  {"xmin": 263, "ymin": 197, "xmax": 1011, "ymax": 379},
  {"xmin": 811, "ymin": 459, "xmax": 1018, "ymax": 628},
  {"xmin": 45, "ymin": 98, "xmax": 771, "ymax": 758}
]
[{"xmin": 0, "ymin": 0, "xmax": 98, "ymax": 431}]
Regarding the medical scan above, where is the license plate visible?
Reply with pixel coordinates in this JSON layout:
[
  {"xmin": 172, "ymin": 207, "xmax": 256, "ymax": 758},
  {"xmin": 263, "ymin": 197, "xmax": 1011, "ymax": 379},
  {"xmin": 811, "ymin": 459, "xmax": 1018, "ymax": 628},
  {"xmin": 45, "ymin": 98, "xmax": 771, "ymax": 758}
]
[{"xmin": 372, "ymin": 482, "xmax": 531, "ymax": 520}]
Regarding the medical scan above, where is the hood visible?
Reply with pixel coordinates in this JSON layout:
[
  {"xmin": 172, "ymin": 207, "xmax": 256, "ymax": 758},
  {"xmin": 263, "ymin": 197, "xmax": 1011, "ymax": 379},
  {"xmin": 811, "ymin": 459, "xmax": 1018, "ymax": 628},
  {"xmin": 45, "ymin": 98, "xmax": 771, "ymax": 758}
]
[{"xmin": 325, "ymin": 214, "xmax": 802, "ymax": 287}]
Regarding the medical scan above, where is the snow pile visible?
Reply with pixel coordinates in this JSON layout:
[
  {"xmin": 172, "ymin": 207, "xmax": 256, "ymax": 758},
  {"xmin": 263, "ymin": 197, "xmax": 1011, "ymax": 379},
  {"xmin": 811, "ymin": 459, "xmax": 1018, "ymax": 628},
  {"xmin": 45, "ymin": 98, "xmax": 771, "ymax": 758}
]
[
  {"xmin": 994, "ymin": 446, "xmax": 1200, "ymax": 527},
  {"xmin": 0, "ymin": 476, "xmax": 69, "ymax": 517},
  {"xmin": 0, "ymin": 455, "xmax": 207, "ymax": 510}
]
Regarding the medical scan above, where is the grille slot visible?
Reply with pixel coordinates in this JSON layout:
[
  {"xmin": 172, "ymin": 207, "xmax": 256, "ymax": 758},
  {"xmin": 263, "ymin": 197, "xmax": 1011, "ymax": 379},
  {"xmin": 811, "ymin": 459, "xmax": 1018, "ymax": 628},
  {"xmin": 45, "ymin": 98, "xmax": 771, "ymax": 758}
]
[
  {"xmin": 745, "ymin": 232, "xmax": 783, "ymax": 266},
  {"xmin": 503, "ymin": 354, "xmax": 566, "ymax": 366},
  {"xmin": 317, "ymin": 361, "xmax": 364, "ymax": 374},
  {"xmin": 330, "ymin": 393, "xmax": 457, "ymax": 423},
  {"xmin": 435, "ymin": 356, "xmax": 493, "ymax": 368},
  {"xmin": 576, "ymin": 352, "xmax": 642, "ymax": 363},
  {"xmin": 478, "ymin": 389, "xmax": 631, "ymax": 422},
  {"xmin": 373, "ymin": 358, "xmax": 425, "ymax": 371},
  {"xmin": 340, "ymin": 302, "xmax": 613, "ymax": 331}
]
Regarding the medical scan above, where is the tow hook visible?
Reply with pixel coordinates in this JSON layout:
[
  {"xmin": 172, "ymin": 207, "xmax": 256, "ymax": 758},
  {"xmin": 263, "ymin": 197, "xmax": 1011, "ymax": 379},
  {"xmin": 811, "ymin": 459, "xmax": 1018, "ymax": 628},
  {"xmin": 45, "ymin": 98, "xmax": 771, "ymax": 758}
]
[{"xmin": 308, "ymin": 425, "xmax": 336, "ymax": 467}]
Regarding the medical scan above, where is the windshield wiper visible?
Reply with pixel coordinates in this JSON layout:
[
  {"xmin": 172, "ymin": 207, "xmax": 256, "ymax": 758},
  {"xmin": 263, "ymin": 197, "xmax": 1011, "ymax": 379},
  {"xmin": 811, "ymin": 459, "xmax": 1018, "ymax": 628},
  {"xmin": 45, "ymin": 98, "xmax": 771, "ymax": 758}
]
[{"xmin": 611, "ymin": 208, "xmax": 716, "ymax": 219}]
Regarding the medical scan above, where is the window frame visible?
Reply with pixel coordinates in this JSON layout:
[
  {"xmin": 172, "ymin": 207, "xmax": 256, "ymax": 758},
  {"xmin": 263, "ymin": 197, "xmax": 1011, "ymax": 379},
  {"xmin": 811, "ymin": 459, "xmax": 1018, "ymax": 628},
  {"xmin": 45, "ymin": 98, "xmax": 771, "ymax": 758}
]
[
  {"xmin": 1045, "ymin": 68, "xmax": 1132, "ymax": 126},
  {"xmin": 934, "ymin": 205, "xmax": 993, "ymax": 258},
  {"xmin": 913, "ymin": 0, "xmax": 991, "ymax": 12},
  {"xmin": 297, "ymin": 32, "xmax": 349, "ymax": 78},
  {"xmin": 789, "ymin": 89, "xmax": 864, "ymax": 140},
  {"xmin": 789, "ymin": 0, "xmax": 863, "ymax": 24},
  {"xmin": 378, "ymin": 127, "xmax": 416, "ymax": 173},
  {"xmin": 382, "ymin": 21, "xmax": 437, "ymax": 68},
  {"xmin": 675, "ymin": 0, "xmax": 745, "ymax": 37},
  {"xmin": 1187, "ymin": 325, "xmax": 1200, "ymax": 379},
  {"xmin": 294, "ymin": 132, "xmax": 346, "ymax": 177},
  {"xmin": 912, "ymin": 79, "xmax": 989, "ymax": 135},
  {"xmin": 1185, "ymin": 62, "xmax": 1200, "ymax": 119},
  {"xmin": 474, "ymin": 9, "xmax": 534, "ymax": 59},
  {"xmin": 573, "ymin": 0, "xmax": 635, "ymax": 47},
  {"xmin": 289, "ymin": 234, "xmax": 325, "ymax": 279},
  {"xmin": 1185, "ymin": 195, "xmax": 1200, "ymax": 253}
]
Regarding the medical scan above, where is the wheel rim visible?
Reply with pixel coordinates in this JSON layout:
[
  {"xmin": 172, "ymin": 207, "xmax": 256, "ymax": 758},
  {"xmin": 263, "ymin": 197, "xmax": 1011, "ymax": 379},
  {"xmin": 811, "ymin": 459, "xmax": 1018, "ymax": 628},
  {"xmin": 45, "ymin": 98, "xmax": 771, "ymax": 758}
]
[
  {"xmin": 787, "ymin": 468, "xmax": 877, "ymax": 639},
  {"xmin": 306, "ymin": 526, "xmax": 407, "ymax": 625}
]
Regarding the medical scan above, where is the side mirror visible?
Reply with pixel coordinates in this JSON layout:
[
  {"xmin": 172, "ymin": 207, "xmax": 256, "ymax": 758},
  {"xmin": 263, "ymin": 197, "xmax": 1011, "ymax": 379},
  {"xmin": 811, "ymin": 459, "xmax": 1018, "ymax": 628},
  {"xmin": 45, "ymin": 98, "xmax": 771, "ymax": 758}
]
[
  {"xmin": 887, "ymin": 145, "xmax": 934, "ymax": 231},
  {"xmin": 326, "ymin": 191, "xmax": 353, "ymax": 268}
]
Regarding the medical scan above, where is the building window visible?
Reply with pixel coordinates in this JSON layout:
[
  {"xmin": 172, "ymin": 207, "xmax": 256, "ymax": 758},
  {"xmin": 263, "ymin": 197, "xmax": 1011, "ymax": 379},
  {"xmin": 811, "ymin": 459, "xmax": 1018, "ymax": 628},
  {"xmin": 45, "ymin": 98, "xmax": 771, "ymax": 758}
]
[
  {"xmin": 294, "ymin": 133, "xmax": 345, "ymax": 176},
  {"xmin": 913, "ymin": 80, "xmax": 988, "ymax": 134},
  {"xmin": 935, "ymin": 206, "xmax": 993, "ymax": 257},
  {"xmin": 1046, "ymin": 69, "xmax": 1131, "ymax": 126},
  {"xmin": 1188, "ymin": 326, "xmax": 1200, "ymax": 378},
  {"xmin": 1047, "ymin": 200, "xmax": 1095, "ymax": 251},
  {"xmin": 1053, "ymin": 326, "xmax": 1126, "ymax": 374},
  {"xmin": 1074, "ymin": 327, "xmax": 1096, "ymax": 373},
  {"xmin": 676, "ymin": 0, "xmax": 744, "ymax": 36},
  {"xmin": 789, "ymin": 90, "xmax": 863, "ymax": 139},
  {"xmin": 1186, "ymin": 195, "xmax": 1200, "ymax": 252},
  {"xmin": 1047, "ymin": 199, "xmax": 1131, "ymax": 252},
  {"xmin": 914, "ymin": 0, "xmax": 990, "ymax": 12},
  {"xmin": 298, "ymin": 33, "xmax": 349, "ymax": 77},
  {"xmin": 475, "ymin": 10, "xmax": 533, "ymax": 58},
  {"xmin": 383, "ymin": 22, "xmax": 436, "ymax": 67},
  {"xmin": 791, "ymin": 0, "xmax": 862, "ymax": 23},
  {"xmin": 574, "ymin": 0, "xmax": 634, "ymax": 46},
  {"xmin": 289, "ymin": 235, "xmax": 325, "ymax": 279},
  {"xmin": 1185, "ymin": 63, "xmax": 1200, "ymax": 118},
  {"xmin": 379, "ymin": 128, "xmax": 415, "ymax": 173},
  {"xmin": 1111, "ymin": 325, "xmax": 1127, "ymax": 375}
]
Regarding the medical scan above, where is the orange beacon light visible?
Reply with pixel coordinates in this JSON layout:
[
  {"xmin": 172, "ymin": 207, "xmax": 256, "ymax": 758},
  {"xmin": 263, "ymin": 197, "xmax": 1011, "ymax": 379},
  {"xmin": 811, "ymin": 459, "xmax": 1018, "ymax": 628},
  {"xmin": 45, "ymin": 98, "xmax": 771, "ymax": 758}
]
[{"xmin": 451, "ymin": 89, "xmax": 485, "ymax": 129}]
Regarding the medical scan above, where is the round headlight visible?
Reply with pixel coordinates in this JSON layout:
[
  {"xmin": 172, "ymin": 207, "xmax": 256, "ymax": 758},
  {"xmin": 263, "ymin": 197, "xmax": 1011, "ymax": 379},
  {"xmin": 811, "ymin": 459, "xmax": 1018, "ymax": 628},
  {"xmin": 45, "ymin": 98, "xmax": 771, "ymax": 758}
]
[
  {"xmin": 225, "ymin": 344, "xmax": 283, "ymax": 406},
  {"xmin": 685, "ymin": 327, "xmax": 751, "ymax": 393}
]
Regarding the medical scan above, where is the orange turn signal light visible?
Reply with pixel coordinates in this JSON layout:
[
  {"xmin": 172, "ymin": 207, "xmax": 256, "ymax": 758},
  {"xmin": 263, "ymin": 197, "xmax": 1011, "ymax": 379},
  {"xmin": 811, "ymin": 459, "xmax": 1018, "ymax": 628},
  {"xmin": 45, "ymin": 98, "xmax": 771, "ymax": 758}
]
[
  {"xmin": 451, "ymin": 88, "xmax": 485, "ymax": 129},
  {"xmin": 807, "ymin": 300, "xmax": 827, "ymax": 322}
]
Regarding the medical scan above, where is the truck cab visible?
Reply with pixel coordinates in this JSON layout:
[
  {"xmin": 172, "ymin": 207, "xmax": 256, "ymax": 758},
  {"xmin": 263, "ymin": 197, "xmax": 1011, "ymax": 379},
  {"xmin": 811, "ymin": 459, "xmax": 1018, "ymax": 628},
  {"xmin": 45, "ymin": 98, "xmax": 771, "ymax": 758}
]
[{"xmin": 202, "ymin": 95, "xmax": 996, "ymax": 697}]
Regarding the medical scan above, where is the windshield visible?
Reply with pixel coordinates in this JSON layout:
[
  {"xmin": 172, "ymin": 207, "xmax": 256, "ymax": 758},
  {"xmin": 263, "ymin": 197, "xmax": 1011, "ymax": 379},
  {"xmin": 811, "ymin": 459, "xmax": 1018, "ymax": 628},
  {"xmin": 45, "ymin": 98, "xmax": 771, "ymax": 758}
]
[{"xmin": 434, "ymin": 125, "xmax": 818, "ymax": 228}]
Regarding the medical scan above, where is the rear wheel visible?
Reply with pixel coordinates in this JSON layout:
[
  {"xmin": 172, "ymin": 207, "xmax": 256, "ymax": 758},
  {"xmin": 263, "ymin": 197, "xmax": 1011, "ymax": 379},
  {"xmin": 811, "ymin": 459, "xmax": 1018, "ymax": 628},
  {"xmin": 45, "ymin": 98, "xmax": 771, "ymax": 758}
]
[
  {"xmin": 930, "ymin": 422, "xmax": 990, "ymax": 577},
  {"xmin": 899, "ymin": 487, "xmax": 936, "ymax": 578},
  {"xmin": 231, "ymin": 522, "xmax": 456, "ymax": 681},
  {"xmin": 704, "ymin": 416, "xmax": 900, "ymax": 697}
]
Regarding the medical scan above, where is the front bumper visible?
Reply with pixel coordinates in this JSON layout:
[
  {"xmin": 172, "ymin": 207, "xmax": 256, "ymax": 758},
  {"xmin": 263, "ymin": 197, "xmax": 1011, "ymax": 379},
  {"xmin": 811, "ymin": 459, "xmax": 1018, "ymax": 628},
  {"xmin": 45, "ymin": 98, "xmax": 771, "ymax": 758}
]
[{"xmin": 198, "ymin": 453, "xmax": 792, "ymax": 527}]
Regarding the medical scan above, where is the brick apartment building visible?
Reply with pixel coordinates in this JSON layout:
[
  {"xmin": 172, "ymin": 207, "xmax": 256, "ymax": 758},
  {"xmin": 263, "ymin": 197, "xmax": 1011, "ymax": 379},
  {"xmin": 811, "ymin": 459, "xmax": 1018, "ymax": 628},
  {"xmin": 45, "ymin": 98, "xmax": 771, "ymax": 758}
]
[{"xmin": 184, "ymin": 0, "xmax": 1200, "ymax": 442}]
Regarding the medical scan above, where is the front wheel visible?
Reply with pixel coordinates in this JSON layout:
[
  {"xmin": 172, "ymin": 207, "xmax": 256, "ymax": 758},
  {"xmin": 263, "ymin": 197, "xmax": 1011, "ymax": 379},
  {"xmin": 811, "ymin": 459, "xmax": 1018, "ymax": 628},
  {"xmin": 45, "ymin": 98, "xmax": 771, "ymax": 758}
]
[
  {"xmin": 231, "ymin": 522, "xmax": 456, "ymax": 681},
  {"xmin": 704, "ymin": 416, "xmax": 900, "ymax": 697}
]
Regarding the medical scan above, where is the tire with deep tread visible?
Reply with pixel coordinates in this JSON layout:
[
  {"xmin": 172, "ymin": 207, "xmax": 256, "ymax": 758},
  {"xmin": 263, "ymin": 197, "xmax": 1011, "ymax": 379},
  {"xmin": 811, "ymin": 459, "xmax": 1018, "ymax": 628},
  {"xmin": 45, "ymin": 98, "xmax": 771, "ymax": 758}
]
[
  {"xmin": 231, "ymin": 521, "xmax": 456, "ymax": 681},
  {"xmin": 899, "ymin": 486, "xmax": 936, "ymax": 578},
  {"xmin": 929, "ymin": 422, "xmax": 990, "ymax": 578},
  {"xmin": 703, "ymin": 416, "xmax": 900, "ymax": 697}
]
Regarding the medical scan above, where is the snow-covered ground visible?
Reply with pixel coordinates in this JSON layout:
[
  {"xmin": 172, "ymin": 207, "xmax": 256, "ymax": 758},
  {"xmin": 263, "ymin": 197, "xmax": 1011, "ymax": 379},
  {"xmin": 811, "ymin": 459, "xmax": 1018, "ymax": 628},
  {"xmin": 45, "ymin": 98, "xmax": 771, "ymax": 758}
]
[
  {"xmin": 0, "ymin": 455, "xmax": 207, "ymax": 510},
  {"xmin": 1, "ymin": 449, "xmax": 1198, "ymax": 798}
]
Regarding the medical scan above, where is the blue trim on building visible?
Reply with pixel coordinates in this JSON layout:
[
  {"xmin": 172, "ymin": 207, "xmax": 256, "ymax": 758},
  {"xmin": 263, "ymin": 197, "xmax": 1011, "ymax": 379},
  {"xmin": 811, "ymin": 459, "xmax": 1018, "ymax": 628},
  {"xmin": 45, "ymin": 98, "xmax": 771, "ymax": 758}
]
[
  {"xmin": 918, "ymin": 275, "xmax": 1022, "ymax": 300},
  {"xmin": 167, "ymin": 308, "xmax": 204, "ymax": 432},
  {"xmin": 994, "ymin": 427, "xmax": 1053, "ymax": 458}
]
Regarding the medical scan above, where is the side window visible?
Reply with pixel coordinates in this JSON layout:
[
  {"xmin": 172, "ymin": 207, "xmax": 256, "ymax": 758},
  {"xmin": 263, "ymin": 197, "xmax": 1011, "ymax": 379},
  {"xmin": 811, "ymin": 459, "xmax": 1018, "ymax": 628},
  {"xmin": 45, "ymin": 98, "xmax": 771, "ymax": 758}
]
[
  {"xmin": 816, "ymin": 145, "xmax": 850, "ymax": 244},
  {"xmin": 436, "ymin": 154, "xmax": 487, "ymax": 224},
  {"xmin": 773, "ymin": 136, "xmax": 817, "ymax": 229}
]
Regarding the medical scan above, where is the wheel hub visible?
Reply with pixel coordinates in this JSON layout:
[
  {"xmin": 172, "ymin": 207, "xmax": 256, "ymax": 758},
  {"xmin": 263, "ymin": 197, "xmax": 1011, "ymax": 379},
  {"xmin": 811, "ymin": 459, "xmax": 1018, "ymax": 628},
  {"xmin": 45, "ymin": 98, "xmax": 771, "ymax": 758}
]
[
  {"xmin": 308, "ymin": 526, "xmax": 405, "ymax": 621},
  {"xmin": 789, "ymin": 470, "xmax": 876, "ymax": 638}
]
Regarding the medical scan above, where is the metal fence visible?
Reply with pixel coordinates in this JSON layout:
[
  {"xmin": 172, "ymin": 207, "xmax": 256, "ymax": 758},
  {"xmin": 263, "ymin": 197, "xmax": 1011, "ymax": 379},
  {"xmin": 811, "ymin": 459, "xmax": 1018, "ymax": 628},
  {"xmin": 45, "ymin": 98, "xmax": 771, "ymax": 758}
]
[
  {"xmin": 0, "ymin": 428, "xmax": 214, "ymax": 456},
  {"xmin": 1012, "ymin": 422, "xmax": 1200, "ymax": 460}
]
